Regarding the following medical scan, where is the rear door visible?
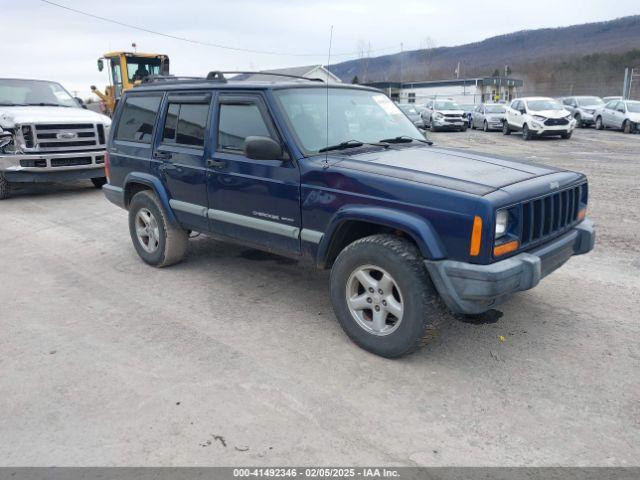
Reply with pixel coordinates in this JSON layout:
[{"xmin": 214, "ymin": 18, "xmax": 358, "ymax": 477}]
[
  {"xmin": 154, "ymin": 91, "xmax": 212, "ymax": 231},
  {"xmin": 601, "ymin": 101, "xmax": 616, "ymax": 127},
  {"xmin": 206, "ymin": 92, "xmax": 301, "ymax": 254}
]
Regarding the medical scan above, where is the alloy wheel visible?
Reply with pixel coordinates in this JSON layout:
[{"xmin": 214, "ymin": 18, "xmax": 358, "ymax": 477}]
[{"xmin": 135, "ymin": 208, "xmax": 160, "ymax": 253}]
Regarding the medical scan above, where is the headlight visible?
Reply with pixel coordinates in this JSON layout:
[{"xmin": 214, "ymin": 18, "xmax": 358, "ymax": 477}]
[
  {"xmin": 584, "ymin": 109, "xmax": 595, "ymax": 114},
  {"xmin": 532, "ymin": 115, "xmax": 547, "ymax": 122},
  {"xmin": 434, "ymin": 112, "xmax": 444, "ymax": 119},
  {"xmin": 495, "ymin": 210, "xmax": 508, "ymax": 239},
  {"xmin": 0, "ymin": 127, "xmax": 15, "ymax": 151}
]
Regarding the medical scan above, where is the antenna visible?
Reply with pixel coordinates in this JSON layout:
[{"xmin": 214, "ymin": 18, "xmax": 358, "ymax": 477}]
[{"xmin": 325, "ymin": 25, "xmax": 334, "ymax": 167}]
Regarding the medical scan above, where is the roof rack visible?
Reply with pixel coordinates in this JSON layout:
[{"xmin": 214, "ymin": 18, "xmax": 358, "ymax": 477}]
[
  {"xmin": 207, "ymin": 71, "xmax": 325, "ymax": 82},
  {"xmin": 140, "ymin": 75, "xmax": 203, "ymax": 84}
]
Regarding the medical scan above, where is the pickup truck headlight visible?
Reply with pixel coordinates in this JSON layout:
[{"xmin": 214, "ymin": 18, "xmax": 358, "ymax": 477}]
[
  {"xmin": 495, "ymin": 209, "xmax": 508, "ymax": 239},
  {"xmin": 0, "ymin": 127, "xmax": 15, "ymax": 151}
]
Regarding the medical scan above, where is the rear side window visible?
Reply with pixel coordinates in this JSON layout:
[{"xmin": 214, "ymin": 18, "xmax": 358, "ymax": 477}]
[
  {"xmin": 115, "ymin": 95, "xmax": 162, "ymax": 143},
  {"xmin": 162, "ymin": 102, "xmax": 209, "ymax": 148},
  {"xmin": 218, "ymin": 103, "xmax": 272, "ymax": 152}
]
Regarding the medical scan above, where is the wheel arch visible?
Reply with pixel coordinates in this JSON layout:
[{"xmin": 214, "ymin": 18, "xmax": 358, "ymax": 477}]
[
  {"xmin": 317, "ymin": 206, "xmax": 446, "ymax": 269},
  {"xmin": 123, "ymin": 172, "xmax": 179, "ymax": 227}
]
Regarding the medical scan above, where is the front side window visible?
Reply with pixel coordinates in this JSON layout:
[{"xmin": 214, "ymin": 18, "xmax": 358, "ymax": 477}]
[
  {"xmin": 626, "ymin": 101, "xmax": 640, "ymax": 113},
  {"xmin": 115, "ymin": 94, "xmax": 162, "ymax": 143},
  {"xmin": 0, "ymin": 79, "xmax": 78, "ymax": 108},
  {"xmin": 605, "ymin": 101, "xmax": 617, "ymax": 109},
  {"xmin": 161, "ymin": 102, "xmax": 209, "ymax": 148},
  {"xmin": 577, "ymin": 97, "xmax": 603, "ymax": 107},
  {"xmin": 485, "ymin": 105, "xmax": 506, "ymax": 114},
  {"xmin": 217, "ymin": 102, "xmax": 273, "ymax": 152},
  {"xmin": 274, "ymin": 87, "xmax": 422, "ymax": 155}
]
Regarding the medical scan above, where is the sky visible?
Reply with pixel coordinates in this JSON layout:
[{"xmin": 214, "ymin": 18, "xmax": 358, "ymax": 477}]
[{"xmin": 1, "ymin": 0, "xmax": 639, "ymax": 98}]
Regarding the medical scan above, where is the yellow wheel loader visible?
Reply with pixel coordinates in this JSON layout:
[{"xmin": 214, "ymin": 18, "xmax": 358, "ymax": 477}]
[{"xmin": 91, "ymin": 52, "xmax": 169, "ymax": 116}]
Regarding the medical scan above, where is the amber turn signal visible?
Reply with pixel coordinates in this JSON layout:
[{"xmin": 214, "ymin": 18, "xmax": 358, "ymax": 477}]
[
  {"xmin": 577, "ymin": 208, "xmax": 586, "ymax": 221},
  {"xmin": 494, "ymin": 240, "xmax": 519, "ymax": 257},
  {"xmin": 469, "ymin": 216, "xmax": 482, "ymax": 256}
]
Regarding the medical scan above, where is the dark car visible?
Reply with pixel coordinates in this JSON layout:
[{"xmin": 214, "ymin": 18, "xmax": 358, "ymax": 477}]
[{"xmin": 103, "ymin": 73, "xmax": 595, "ymax": 358}]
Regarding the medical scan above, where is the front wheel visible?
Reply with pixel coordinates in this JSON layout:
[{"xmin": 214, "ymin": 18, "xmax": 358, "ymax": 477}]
[
  {"xmin": 561, "ymin": 131, "xmax": 572, "ymax": 139},
  {"xmin": 522, "ymin": 124, "xmax": 533, "ymax": 140},
  {"xmin": 595, "ymin": 116, "xmax": 604, "ymax": 130},
  {"xmin": 575, "ymin": 114, "xmax": 583, "ymax": 128},
  {"xmin": 460, "ymin": 125, "xmax": 467, "ymax": 132},
  {"xmin": 128, "ymin": 190, "xmax": 189, "ymax": 267},
  {"xmin": 330, "ymin": 234, "xmax": 449, "ymax": 358},
  {"xmin": 623, "ymin": 120, "xmax": 633, "ymax": 134},
  {"xmin": 0, "ymin": 172, "xmax": 11, "ymax": 200},
  {"xmin": 483, "ymin": 120, "xmax": 489, "ymax": 132},
  {"xmin": 430, "ymin": 122, "xmax": 438, "ymax": 132},
  {"xmin": 502, "ymin": 122, "xmax": 511, "ymax": 135}
]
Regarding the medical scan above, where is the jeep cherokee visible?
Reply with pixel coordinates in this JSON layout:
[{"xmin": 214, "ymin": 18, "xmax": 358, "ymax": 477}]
[{"xmin": 103, "ymin": 73, "xmax": 595, "ymax": 358}]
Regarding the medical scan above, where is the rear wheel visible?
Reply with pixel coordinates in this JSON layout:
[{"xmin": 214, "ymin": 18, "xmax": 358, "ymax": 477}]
[
  {"xmin": 0, "ymin": 172, "xmax": 11, "ymax": 200},
  {"xmin": 91, "ymin": 177, "xmax": 107, "ymax": 189},
  {"xmin": 128, "ymin": 190, "xmax": 189, "ymax": 267},
  {"xmin": 522, "ymin": 124, "xmax": 533, "ymax": 140},
  {"xmin": 623, "ymin": 120, "xmax": 632, "ymax": 134},
  {"xmin": 502, "ymin": 121, "xmax": 511, "ymax": 135},
  {"xmin": 595, "ymin": 116, "xmax": 604, "ymax": 130},
  {"xmin": 330, "ymin": 234, "xmax": 449, "ymax": 358}
]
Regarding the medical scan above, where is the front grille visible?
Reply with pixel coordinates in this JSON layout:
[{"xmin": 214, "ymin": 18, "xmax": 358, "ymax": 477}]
[
  {"xmin": 544, "ymin": 118, "xmax": 569, "ymax": 126},
  {"xmin": 444, "ymin": 113, "xmax": 462, "ymax": 118},
  {"xmin": 520, "ymin": 184, "xmax": 586, "ymax": 247},
  {"xmin": 50, "ymin": 157, "xmax": 92, "ymax": 167},
  {"xmin": 28, "ymin": 123, "xmax": 105, "ymax": 153}
]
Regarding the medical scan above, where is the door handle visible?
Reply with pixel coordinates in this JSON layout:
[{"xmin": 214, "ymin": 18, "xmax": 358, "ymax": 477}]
[
  {"xmin": 154, "ymin": 150, "xmax": 172, "ymax": 160},
  {"xmin": 207, "ymin": 159, "xmax": 227, "ymax": 169}
]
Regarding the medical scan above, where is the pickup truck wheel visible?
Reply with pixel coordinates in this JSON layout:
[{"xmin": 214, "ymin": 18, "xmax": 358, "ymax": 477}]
[
  {"xmin": 330, "ymin": 234, "xmax": 449, "ymax": 358},
  {"xmin": 91, "ymin": 177, "xmax": 107, "ymax": 188},
  {"xmin": 502, "ymin": 122, "xmax": 511, "ymax": 135},
  {"xmin": 0, "ymin": 172, "xmax": 11, "ymax": 200},
  {"xmin": 128, "ymin": 190, "xmax": 188, "ymax": 267},
  {"xmin": 595, "ymin": 116, "xmax": 604, "ymax": 130}
]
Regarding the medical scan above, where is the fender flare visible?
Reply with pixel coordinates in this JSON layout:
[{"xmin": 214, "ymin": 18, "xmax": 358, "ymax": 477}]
[
  {"xmin": 123, "ymin": 172, "xmax": 179, "ymax": 227},
  {"xmin": 317, "ymin": 205, "xmax": 446, "ymax": 266}
]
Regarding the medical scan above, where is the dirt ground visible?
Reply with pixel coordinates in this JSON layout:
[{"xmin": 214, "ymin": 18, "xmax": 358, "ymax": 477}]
[{"xmin": 0, "ymin": 127, "xmax": 638, "ymax": 466}]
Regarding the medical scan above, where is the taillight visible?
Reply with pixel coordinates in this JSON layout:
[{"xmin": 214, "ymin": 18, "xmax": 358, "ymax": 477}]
[{"xmin": 104, "ymin": 150, "xmax": 110, "ymax": 181}]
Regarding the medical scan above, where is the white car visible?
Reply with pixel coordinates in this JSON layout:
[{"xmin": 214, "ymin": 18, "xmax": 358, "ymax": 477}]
[
  {"xmin": 594, "ymin": 99, "xmax": 640, "ymax": 134},
  {"xmin": 420, "ymin": 98, "xmax": 468, "ymax": 132},
  {"xmin": 503, "ymin": 97, "xmax": 576, "ymax": 140},
  {"xmin": 0, "ymin": 78, "xmax": 111, "ymax": 199}
]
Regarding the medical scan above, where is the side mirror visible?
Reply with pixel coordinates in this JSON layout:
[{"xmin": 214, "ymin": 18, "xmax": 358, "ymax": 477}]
[
  {"xmin": 97, "ymin": 58, "xmax": 104, "ymax": 72},
  {"xmin": 75, "ymin": 97, "xmax": 87, "ymax": 109},
  {"xmin": 244, "ymin": 136, "xmax": 283, "ymax": 160}
]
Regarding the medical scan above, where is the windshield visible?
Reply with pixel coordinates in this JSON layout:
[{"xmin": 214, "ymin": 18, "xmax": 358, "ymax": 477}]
[
  {"xmin": 527, "ymin": 100, "xmax": 564, "ymax": 112},
  {"xmin": 433, "ymin": 100, "xmax": 461, "ymax": 110},
  {"xmin": 485, "ymin": 105, "xmax": 506, "ymax": 113},
  {"xmin": 626, "ymin": 101, "xmax": 640, "ymax": 113},
  {"xmin": 274, "ymin": 88, "xmax": 422, "ymax": 154},
  {"xmin": 398, "ymin": 104, "xmax": 419, "ymax": 115},
  {"xmin": 0, "ymin": 79, "xmax": 78, "ymax": 107},
  {"xmin": 577, "ymin": 97, "xmax": 604, "ymax": 107},
  {"xmin": 126, "ymin": 57, "xmax": 163, "ymax": 82}
]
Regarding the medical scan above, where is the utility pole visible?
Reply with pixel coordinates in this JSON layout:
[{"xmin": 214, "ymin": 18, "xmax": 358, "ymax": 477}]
[{"xmin": 400, "ymin": 42, "xmax": 404, "ymax": 84}]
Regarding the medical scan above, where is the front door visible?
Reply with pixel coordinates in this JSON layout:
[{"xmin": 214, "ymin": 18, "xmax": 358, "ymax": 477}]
[
  {"xmin": 154, "ymin": 92, "xmax": 212, "ymax": 232},
  {"xmin": 206, "ymin": 92, "xmax": 301, "ymax": 254}
]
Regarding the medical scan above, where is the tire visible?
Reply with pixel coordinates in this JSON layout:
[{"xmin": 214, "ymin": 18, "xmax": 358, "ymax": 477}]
[
  {"xmin": 623, "ymin": 120, "xmax": 632, "ymax": 134},
  {"xmin": 575, "ymin": 114, "xmax": 583, "ymax": 128},
  {"xmin": 330, "ymin": 234, "xmax": 449, "ymax": 358},
  {"xmin": 561, "ymin": 131, "xmax": 572, "ymax": 139},
  {"xmin": 128, "ymin": 190, "xmax": 188, "ymax": 267},
  {"xmin": 522, "ymin": 124, "xmax": 533, "ymax": 141},
  {"xmin": 460, "ymin": 125, "xmax": 467, "ymax": 132},
  {"xmin": 595, "ymin": 116, "xmax": 604, "ymax": 130},
  {"xmin": 0, "ymin": 172, "xmax": 11, "ymax": 200},
  {"xmin": 91, "ymin": 177, "xmax": 107, "ymax": 189},
  {"xmin": 502, "ymin": 122, "xmax": 511, "ymax": 135},
  {"xmin": 483, "ymin": 120, "xmax": 489, "ymax": 132},
  {"xmin": 430, "ymin": 122, "xmax": 438, "ymax": 132}
]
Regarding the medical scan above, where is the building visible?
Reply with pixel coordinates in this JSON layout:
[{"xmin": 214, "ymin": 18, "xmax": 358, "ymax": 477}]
[
  {"xmin": 236, "ymin": 65, "xmax": 342, "ymax": 83},
  {"xmin": 366, "ymin": 77, "xmax": 523, "ymax": 105}
]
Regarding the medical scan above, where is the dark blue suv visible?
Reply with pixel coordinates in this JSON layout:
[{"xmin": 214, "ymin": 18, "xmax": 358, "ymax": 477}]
[{"xmin": 103, "ymin": 73, "xmax": 595, "ymax": 358}]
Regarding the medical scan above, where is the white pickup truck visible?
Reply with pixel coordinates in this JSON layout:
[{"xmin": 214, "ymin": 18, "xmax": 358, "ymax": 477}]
[{"xmin": 0, "ymin": 78, "xmax": 112, "ymax": 199}]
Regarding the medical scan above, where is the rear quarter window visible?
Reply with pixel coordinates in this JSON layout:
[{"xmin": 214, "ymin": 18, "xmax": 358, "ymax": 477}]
[{"xmin": 115, "ymin": 94, "xmax": 162, "ymax": 143}]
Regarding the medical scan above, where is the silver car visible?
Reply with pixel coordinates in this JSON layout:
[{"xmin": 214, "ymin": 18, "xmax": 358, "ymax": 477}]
[
  {"xmin": 471, "ymin": 103, "xmax": 507, "ymax": 131},
  {"xmin": 397, "ymin": 103, "xmax": 424, "ymax": 128},
  {"xmin": 560, "ymin": 96, "xmax": 604, "ymax": 128},
  {"xmin": 595, "ymin": 99, "xmax": 640, "ymax": 133}
]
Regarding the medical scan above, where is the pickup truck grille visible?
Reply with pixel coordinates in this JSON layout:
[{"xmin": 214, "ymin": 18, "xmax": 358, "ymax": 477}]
[
  {"xmin": 520, "ymin": 184, "xmax": 586, "ymax": 247},
  {"xmin": 28, "ymin": 123, "xmax": 104, "ymax": 153}
]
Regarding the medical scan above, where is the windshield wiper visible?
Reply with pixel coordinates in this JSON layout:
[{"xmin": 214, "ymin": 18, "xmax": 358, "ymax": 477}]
[
  {"xmin": 25, "ymin": 102, "xmax": 71, "ymax": 107},
  {"xmin": 379, "ymin": 135, "xmax": 433, "ymax": 146},
  {"xmin": 318, "ymin": 139, "xmax": 388, "ymax": 153}
]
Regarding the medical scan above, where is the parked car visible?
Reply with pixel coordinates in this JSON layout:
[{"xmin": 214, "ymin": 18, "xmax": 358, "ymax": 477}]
[
  {"xmin": 459, "ymin": 104, "xmax": 476, "ymax": 127},
  {"xmin": 503, "ymin": 97, "xmax": 576, "ymax": 140},
  {"xmin": 560, "ymin": 96, "xmax": 604, "ymax": 128},
  {"xmin": 420, "ymin": 98, "xmax": 468, "ymax": 131},
  {"xmin": 471, "ymin": 103, "xmax": 507, "ymax": 131},
  {"xmin": 595, "ymin": 99, "xmax": 640, "ymax": 133},
  {"xmin": 103, "ymin": 75, "xmax": 594, "ymax": 358},
  {"xmin": 0, "ymin": 78, "xmax": 111, "ymax": 199},
  {"xmin": 396, "ymin": 103, "xmax": 424, "ymax": 128}
]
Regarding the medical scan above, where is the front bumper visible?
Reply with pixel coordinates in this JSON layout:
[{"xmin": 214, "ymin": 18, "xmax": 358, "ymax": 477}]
[
  {"xmin": 425, "ymin": 219, "xmax": 595, "ymax": 314},
  {"xmin": 1, "ymin": 150, "xmax": 106, "ymax": 182},
  {"xmin": 433, "ymin": 118, "xmax": 466, "ymax": 129},
  {"xmin": 529, "ymin": 119, "xmax": 576, "ymax": 134}
]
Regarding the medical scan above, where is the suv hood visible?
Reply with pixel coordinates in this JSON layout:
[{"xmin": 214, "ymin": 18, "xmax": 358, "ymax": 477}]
[
  {"xmin": 328, "ymin": 146, "xmax": 563, "ymax": 196},
  {"xmin": 436, "ymin": 109, "xmax": 465, "ymax": 115},
  {"xmin": 0, "ymin": 106, "xmax": 111, "ymax": 129},
  {"xmin": 530, "ymin": 109, "xmax": 570, "ymax": 119}
]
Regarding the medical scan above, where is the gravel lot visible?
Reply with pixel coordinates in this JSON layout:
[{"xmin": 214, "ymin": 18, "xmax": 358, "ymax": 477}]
[{"xmin": 1, "ymin": 128, "xmax": 638, "ymax": 466}]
